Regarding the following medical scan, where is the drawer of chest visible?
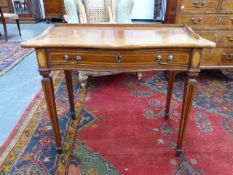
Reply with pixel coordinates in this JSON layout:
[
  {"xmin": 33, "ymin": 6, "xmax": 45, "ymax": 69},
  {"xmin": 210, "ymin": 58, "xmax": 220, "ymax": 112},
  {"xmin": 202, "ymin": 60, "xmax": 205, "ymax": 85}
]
[
  {"xmin": 221, "ymin": 0, "xmax": 233, "ymax": 13},
  {"xmin": 47, "ymin": 50, "xmax": 190, "ymax": 66},
  {"xmin": 176, "ymin": 14, "xmax": 233, "ymax": 27},
  {"xmin": 197, "ymin": 30, "xmax": 233, "ymax": 45},
  {"xmin": 196, "ymin": 31, "xmax": 219, "ymax": 43},
  {"xmin": 179, "ymin": 0, "xmax": 218, "ymax": 12},
  {"xmin": 201, "ymin": 48, "xmax": 233, "ymax": 66}
]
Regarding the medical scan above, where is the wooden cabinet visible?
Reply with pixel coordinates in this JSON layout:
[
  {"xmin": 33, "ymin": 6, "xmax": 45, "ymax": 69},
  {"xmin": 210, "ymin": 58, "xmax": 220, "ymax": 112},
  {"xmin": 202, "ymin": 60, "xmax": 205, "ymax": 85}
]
[
  {"xmin": 179, "ymin": 0, "xmax": 219, "ymax": 12},
  {"xmin": 166, "ymin": 0, "xmax": 233, "ymax": 69},
  {"xmin": 221, "ymin": 0, "xmax": 233, "ymax": 13},
  {"xmin": 0, "ymin": 0, "xmax": 42, "ymax": 23},
  {"xmin": 43, "ymin": 0, "xmax": 65, "ymax": 19},
  {"xmin": 0, "ymin": 0, "xmax": 13, "ymax": 13}
]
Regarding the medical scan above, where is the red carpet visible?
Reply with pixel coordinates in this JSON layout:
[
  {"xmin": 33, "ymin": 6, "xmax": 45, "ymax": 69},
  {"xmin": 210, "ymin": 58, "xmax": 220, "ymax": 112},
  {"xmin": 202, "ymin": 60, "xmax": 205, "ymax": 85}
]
[
  {"xmin": 70, "ymin": 72, "xmax": 233, "ymax": 174},
  {"xmin": 1, "ymin": 71, "xmax": 233, "ymax": 175}
]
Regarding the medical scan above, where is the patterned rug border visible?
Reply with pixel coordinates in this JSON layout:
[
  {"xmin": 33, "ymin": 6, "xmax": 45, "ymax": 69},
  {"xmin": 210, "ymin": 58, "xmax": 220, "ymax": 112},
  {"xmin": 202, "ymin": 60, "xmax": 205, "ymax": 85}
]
[
  {"xmin": 0, "ymin": 40, "xmax": 35, "ymax": 76},
  {"xmin": 0, "ymin": 72, "xmax": 63, "ymax": 169},
  {"xmin": 56, "ymin": 88, "xmax": 87, "ymax": 174}
]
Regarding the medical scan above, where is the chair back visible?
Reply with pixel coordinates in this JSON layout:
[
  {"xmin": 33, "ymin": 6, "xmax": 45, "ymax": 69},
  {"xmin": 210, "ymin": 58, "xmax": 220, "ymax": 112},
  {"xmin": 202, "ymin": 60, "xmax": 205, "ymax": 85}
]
[
  {"xmin": 0, "ymin": 7, "xmax": 3, "ymax": 17},
  {"xmin": 64, "ymin": 0, "xmax": 135, "ymax": 24},
  {"xmin": 82, "ymin": 0, "xmax": 112, "ymax": 23},
  {"xmin": 0, "ymin": 7, "xmax": 6, "ymax": 24}
]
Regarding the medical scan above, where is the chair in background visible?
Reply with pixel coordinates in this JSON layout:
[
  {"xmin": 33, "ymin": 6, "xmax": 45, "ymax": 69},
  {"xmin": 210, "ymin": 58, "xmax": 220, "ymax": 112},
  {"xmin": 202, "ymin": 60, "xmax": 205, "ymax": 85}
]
[
  {"xmin": 0, "ymin": 7, "xmax": 21, "ymax": 41},
  {"xmin": 64, "ymin": 0, "xmax": 140, "ymax": 87}
]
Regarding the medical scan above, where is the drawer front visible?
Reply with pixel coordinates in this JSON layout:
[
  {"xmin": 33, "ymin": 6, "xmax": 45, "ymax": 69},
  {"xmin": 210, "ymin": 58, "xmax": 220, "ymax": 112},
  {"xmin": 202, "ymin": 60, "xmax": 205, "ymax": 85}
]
[
  {"xmin": 221, "ymin": 0, "xmax": 233, "ymax": 13},
  {"xmin": 179, "ymin": 0, "xmax": 218, "ymax": 12},
  {"xmin": 197, "ymin": 30, "xmax": 233, "ymax": 45},
  {"xmin": 176, "ymin": 14, "xmax": 233, "ymax": 27},
  {"xmin": 197, "ymin": 30, "xmax": 219, "ymax": 43},
  {"xmin": 219, "ymin": 31, "xmax": 233, "ymax": 45},
  {"xmin": 47, "ymin": 50, "xmax": 190, "ymax": 66},
  {"xmin": 201, "ymin": 48, "xmax": 233, "ymax": 66}
]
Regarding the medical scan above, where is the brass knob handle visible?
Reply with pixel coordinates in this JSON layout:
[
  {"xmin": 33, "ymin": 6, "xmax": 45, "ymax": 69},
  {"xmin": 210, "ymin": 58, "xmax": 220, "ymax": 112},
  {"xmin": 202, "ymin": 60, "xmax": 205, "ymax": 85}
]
[
  {"xmin": 156, "ymin": 55, "xmax": 174, "ymax": 65},
  {"xmin": 116, "ymin": 54, "xmax": 122, "ymax": 63},
  {"xmin": 156, "ymin": 55, "xmax": 163, "ymax": 62},
  {"xmin": 191, "ymin": 17, "xmax": 203, "ymax": 24},
  {"xmin": 227, "ymin": 35, "xmax": 233, "ymax": 41},
  {"xmin": 168, "ymin": 55, "xmax": 174, "ymax": 61},
  {"xmin": 223, "ymin": 53, "xmax": 233, "ymax": 59},
  {"xmin": 193, "ymin": 1, "xmax": 206, "ymax": 8},
  {"xmin": 64, "ymin": 55, "xmax": 70, "ymax": 61},
  {"xmin": 76, "ymin": 55, "xmax": 82, "ymax": 62}
]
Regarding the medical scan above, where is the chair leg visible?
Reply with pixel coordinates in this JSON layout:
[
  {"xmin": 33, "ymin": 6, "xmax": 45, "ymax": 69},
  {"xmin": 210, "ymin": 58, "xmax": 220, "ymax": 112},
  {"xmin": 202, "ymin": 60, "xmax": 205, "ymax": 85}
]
[
  {"xmin": 2, "ymin": 21, "xmax": 8, "ymax": 41},
  {"xmin": 16, "ymin": 19, "xmax": 21, "ymax": 36}
]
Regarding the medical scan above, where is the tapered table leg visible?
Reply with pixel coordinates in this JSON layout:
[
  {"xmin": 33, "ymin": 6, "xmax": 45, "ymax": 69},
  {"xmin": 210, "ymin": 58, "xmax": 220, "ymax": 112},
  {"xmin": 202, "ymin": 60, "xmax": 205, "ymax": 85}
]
[
  {"xmin": 40, "ymin": 71, "xmax": 62, "ymax": 154},
  {"xmin": 16, "ymin": 19, "xmax": 21, "ymax": 36},
  {"xmin": 165, "ymin": 71, "xmax": 176, "ymax": 120},
  {"xmin": 64, "ymin": 70, "xmax": 76, "ymax": 119},
  {"xmin": 176, "ymin": 75, "xmax": 197, "ymax": 156}
]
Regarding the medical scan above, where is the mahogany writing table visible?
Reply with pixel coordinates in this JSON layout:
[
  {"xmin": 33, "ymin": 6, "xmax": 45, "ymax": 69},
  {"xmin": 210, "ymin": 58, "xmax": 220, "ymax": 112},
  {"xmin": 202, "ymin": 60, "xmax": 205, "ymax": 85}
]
[{"xmin": 21, "ymin": 24, "xmax": 216, "ymax": 156}]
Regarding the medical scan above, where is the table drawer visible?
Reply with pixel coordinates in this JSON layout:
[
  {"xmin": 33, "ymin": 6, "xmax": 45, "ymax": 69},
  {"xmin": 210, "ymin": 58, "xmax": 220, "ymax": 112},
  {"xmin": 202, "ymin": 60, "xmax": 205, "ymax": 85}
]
[
  {"xmin": 47, "ymin": 50, "xmax": 190, "ymax": 66},
  {"xmin": 201, "ymin": 48, "xmax": 233, "ymax": 66},
  {"xmin": 179, "ymin": 0, "xmax": 218, "ymax": 12},
  {"xmin": 176, "ymin": 14, "xmax": 233, "ymax": 27},
  {"xmin": 221, "ymin": 0, "xmax": 233, "ymax": 13}
]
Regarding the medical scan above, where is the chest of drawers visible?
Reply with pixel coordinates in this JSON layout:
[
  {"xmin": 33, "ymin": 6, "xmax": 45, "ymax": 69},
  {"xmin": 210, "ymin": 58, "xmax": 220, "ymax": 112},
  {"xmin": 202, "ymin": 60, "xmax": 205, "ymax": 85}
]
[{"xmin": 168, "ymin": 0, "xmax": 233, "ymax": 69}]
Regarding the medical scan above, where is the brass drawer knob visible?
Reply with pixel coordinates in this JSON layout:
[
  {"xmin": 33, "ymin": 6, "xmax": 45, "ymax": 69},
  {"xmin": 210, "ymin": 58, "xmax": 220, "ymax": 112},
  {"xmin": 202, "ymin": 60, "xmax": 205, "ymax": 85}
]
[
  {"xmin": 193, "ymin": 1, "xmax": 206, "ymax": 8},
  {"xmin": 116, "ymin": 54, "xmax": 122, "ymax": 63},
  {"xmin": 64, "ymin": 55, "xmax": 70, "ymax": 61},
  {"xmin": 76, "ymin": 56, "xmax": 82, "ymax": 62},
  {"xmin": 223, "ymin": 53, "xmax": 233, "ymax": 59},
  {"xmin": 156, "ymin": 55, "xmax": 163, "ymax": 61},
  {"xmin": 191, "ymin": 17, "xmax": 203, "ymax": 24},
  {"xmin": 168, "ymin": 55, "xmax": 174, "ymax": 61},
  {"xmin": 227, "ymin": 35, "xmax": 233, "ymax": 41},
  {"xmin": 156, "ymin": 55, "xmax": 174, "ymax": 65}
]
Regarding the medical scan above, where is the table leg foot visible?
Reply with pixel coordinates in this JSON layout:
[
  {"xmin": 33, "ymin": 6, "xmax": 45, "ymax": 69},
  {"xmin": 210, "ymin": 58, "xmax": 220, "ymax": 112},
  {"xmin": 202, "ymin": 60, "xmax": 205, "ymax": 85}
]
[
  {"xmin": 164, "ymin": 112, "xmax": 169, "ymax": 120},
  {"xmin": 56, "ymin": 147, "xmax": 63, "ymax": 154},
  {"xmin": 176, "ymin": 147, "xmax": 183, "ymax": 157},
  {"xmin": 71, "ymin": 111, "xmax": 76, "ymax": 120}
]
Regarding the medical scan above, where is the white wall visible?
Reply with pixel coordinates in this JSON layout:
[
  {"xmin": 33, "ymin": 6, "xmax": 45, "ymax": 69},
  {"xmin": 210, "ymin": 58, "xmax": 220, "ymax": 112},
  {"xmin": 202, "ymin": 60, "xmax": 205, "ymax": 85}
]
[{"xmin": 132, "ymin": 0, "xmax": 155, "ymax": 20}]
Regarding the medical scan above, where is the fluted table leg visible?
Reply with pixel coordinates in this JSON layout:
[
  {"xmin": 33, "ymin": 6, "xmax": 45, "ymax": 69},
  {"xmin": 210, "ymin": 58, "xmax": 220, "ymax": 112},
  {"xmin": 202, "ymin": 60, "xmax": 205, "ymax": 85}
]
[
  {"xmin": 165, "ymin": 71, "xmax": 176, "ymax": 120},
  {"xmin": 64, "ymin": 70, "xmax": 76, "ymax": 119},
  {"xmin": 176, "ymin": 75, "xmax": 197, "ymax": 156},
  {"xmin": 40, "ymin": 71, "xmax": 62, "ymax": 154}
]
